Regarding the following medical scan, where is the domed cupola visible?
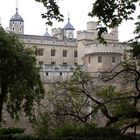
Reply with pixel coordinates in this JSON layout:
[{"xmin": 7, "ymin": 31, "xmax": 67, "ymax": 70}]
[
  {"xmin": 9, "ymin": 7, "xmax": 24, "ymax": 34},
  {"xmin": 43, "ymin": 28, "xmax": 50, "ymax": 37},
  {"xmin": 63, "ymin": 17, "xmax": 75, "ymax": 38},
  {"xmin": 64, "ymin": 18, "xmax": 75, "ymax": 30},
  {"xmin": 10, "ymin": 8, "xmax": 24, "ymax": 22}
]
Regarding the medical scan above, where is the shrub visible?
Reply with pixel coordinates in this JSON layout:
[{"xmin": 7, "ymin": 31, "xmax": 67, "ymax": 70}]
[
  {"xmin": 0, "ymin": 127, "xmax": 25, "ymax": 135},
  {"xmin": 0, "ymin": 134, "xmax": 39, "ymax": 140},
  {"xmin": 50, "ymin": 123, "xmax": 128, "ymax": 140}
]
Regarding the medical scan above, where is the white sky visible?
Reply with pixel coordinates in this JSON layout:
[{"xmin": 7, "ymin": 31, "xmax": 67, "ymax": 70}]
[{"xmin": 0, "ymin": 0, "xmax": 139, "ymax": 42}]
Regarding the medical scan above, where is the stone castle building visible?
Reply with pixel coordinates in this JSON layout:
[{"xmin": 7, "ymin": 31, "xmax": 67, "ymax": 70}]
[
  {"xmin": 1, "ymin": 6, "xmax": 130, "ymax": 133},
  {"xmin": 6, "ymin": 7, "xmax": 129, "ymax": 84}
]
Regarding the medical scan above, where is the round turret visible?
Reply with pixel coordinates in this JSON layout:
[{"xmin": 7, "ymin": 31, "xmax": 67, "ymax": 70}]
[{"xmin": 9, "ymin": 8, "xmax": 24, "ymax": 34}]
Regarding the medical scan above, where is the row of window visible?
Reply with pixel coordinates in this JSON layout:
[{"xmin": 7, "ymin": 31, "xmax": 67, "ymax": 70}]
[
  {"xmin": 12, "ymin": 27, "xmax": 22, "ymax": 31},
  {"xmin": 12, "ymin": 22, "xmax": 22, "ymax": 24},
  {"xmin": 39, "ymin": 61, "xmax": 77, "ymax": 66},
  {"xmin": 45, "ymin": 72, "xmax": 63, "ymax": 76},
  {"xmin": 37, "ymin": 49, "xmax": 77, "ymax": 58},
  {"xmin": 88, "ymin": 56, "xmax": 116, "ymax": 63}
]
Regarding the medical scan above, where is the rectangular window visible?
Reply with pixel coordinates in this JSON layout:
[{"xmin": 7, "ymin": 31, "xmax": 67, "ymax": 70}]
[
  {"xmin": 74, "ymin": 50, "xmax": 77, "ymax": 58},
  {"xmin": 112, "ymin": 56, "xmax": 115, "ymax": 63},
  {"xmin": 88, "ymin": 57, "xmax": 91, "ymax": 64},
  {"xmin": 37, "ymin": 48, "xmax": 44, "ymax": 56},
  {"xmin": 51, "ymin": 49, "xmax": 56, "ymax": 56},
  {"xmin": 51, "ymin": 62, "xmax": 56, "ymax": 65},
  {"xmin": 74, "ymin": 62, "xmax": 78, "ymax": 65},
  {"xmin": 38, "ymin": 61, "xmax": 43, "ymax": 65},
  {"xmin": 63, "ymin": 62, "xmax": 67, "ymax": 65},
  {"xmin": 98, "ymin": 56, "xmax": 102, "ymax": 63},
  {"xmin": 45, "ymin": 72, "xmax": 49, "ymax": 76},
  {"xmin": 63, "ymin": 50, "xmax": 67, "ymax": 57}
]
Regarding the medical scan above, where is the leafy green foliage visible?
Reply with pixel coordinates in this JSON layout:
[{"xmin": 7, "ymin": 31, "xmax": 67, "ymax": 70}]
[
  {"xmin": 0, "ymin": 127, "xmax": 25, "ymax": 135},
  {"xmin": 35, "ymin": 121, "xmax": 128, "ymax": 140},
  {"xmin": 33, "ymin": 112, "xmax": 50, "ymax": 138},
  {"xmin": 0, "ymin": 134, "xmax": 38, "ymax": 140},
  {"xmin": 130, "ymin": 41, "xmax": 140, "ymax": 59},
  {"xmin": 0, "ymin": 27, "xmax": 44, "ymax": 122},
  {"xmin": 89, "ymin": 0, "xmax": 138, "ymax": 27},
  {"xmin": 35, "ymin": 0, "xmax": 63, "ymax": 26}
]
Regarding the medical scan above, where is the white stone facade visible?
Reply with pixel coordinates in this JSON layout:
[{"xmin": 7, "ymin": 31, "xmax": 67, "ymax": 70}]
[{"xmin": 7, "ymin": 9, "xmax": 130, "ymax": 83}]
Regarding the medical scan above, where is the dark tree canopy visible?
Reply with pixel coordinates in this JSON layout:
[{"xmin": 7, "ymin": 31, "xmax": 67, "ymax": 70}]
[{"xmin": 0, "ymin": 28, "xmax": 44, "ymax": 123}]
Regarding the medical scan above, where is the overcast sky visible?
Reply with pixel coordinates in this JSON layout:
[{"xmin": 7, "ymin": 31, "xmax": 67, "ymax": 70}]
[{"xmin": 0, "ymin": 0, "xmax": 139, "ymax": 41}]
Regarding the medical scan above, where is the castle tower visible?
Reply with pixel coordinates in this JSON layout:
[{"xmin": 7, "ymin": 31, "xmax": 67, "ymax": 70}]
[
  {"xmin": 110, "ymin": 27, "xmax": 118, "ymax": 42},
  {"xmin": 9, "ymin": 4, "xmax": 24, "ymax": 34},
  {"xmin": 63, "ymin": 17, "xmax": 75, "ymax": 38}
]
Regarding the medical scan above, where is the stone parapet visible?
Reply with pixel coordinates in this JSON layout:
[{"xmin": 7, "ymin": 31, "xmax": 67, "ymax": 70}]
[
  {"xmin": 85, "ymin": 43, "xmax": 126, "ymax": 55},
  {"xmin": 40, "ymin": 64, "xmax": 87, "ymax": 83},
  {"xmin": 19, "ymin": 34, "xmax": 77, "ymax": 47}
]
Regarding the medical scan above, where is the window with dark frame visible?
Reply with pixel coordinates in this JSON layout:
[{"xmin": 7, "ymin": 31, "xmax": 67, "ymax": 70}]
[
  {"xmin": 37, "ymin": 48, "xmax": 44, "ymax": 56},
  {"xmin": 45, "ymin": 72, "xmax": 49, "ymax": 76},
  {"xmin": 74, "ymin": 50, "xmax": 77, "ymax": 58},
  {"xmin": 38, "ymin": 61, "xmax": 43, "ymax": 65},
  {"xmin": 63, "ymin": 62, "xmax": 67, "ymax": 65},
  {"xmin": 51, "ymin": 62, "xmax": 56, "ymax": 65},
  {"xmin": 98, "ymin": 56, "xmax": 102, "ymax": 63},
  {"xmin": 112, "ymin": 56, "xmax": 115, "ymax": 63},
  {"xmin": 51, "ymin": 49, "xmax": 56, "ymax": 56},
  {"xmin": 63, "ymin": 50, "xmax": 67, "ymax": 57},
  {"xmin": 88, "ymin": 57, "xmax": 91, "ymax": 64},
  {"xmin": 74, "ymin": 62, "xmax": 78, "ymax": 65}
]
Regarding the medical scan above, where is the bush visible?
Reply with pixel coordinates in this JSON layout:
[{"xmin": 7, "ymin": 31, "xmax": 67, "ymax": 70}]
[
  {"xmin": 0, "ymin": 127, "xmax": 25, "ymax": 135},
  {"xmin": 50, "ymin": 123, "xmax": 128, "ymax": 140},
  {"xmin": 0, "ymin": 134, "xmax": 39, "ymax": 140}
]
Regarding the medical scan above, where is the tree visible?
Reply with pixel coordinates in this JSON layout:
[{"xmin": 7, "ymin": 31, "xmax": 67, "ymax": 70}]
[
  {"xmin": 36, "ymin": 65, "xmax": 140, "ymax": 134},
  {"xmin": 35, "ymin": 0, "xmax": 64, "ymax": 26},
  {"xmin": 35, "ymin": 0, "xmax": 140, "ymax": 44},
  {"xmin": 35, "ymin": 0, "xmax": 140, "ymax": 135},
  {"xmin": 0, "ymin": 27, "xmax": 44, "ymax": 123}
]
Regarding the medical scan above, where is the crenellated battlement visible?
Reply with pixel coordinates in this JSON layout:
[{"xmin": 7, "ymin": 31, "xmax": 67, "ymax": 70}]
[
  {"xmin": 77, "ymin": 21, "xmax": 118, "ymax": 42},
  {"xmin": 87, "ymin": 21, "xmax": 98, "ymax": 32},
  {"xmin": 51, "ymin": 28, "xmax": 64, "ymax": 40},
  {"xmin": 77, "ymin": 30, "xmax": 97, "ymax": 41}
]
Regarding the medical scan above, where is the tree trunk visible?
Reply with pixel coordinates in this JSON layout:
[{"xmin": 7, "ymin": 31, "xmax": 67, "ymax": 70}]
[{"xmin": 0, "ymin": 82, "xmax": 7, "ymax": 124}]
